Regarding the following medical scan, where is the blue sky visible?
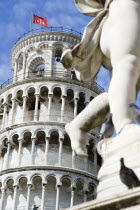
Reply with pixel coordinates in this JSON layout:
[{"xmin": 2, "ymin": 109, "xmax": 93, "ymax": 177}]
[{"xmin": 0, "ymin": 0, "xmax": 111, "ymax": 92}]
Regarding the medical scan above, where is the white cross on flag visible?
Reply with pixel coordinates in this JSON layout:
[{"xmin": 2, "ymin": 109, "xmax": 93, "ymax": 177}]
[{"xmin": 33, "ymin": 14, "xmax": 48, "ymax": 27}]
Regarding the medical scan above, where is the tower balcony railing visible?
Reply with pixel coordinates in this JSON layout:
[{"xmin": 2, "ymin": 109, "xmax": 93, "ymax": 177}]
[
  {"xmin": 15, "ymin": 27, "xmax": 82, "ymax": 44},
  {"xmin": 0, "ymin": 71, "xmax": 104, "ymax": 92}
]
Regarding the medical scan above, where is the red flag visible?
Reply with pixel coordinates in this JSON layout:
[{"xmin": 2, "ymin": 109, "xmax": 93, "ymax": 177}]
[{"xmin": 32, "ymin": 14, "xmax": 48, "ymax": 27}]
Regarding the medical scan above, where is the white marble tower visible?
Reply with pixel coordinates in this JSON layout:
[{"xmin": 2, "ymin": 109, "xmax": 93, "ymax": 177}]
[{"xmin": 0, "ymin": 28, "xmax": 104, "ymax": 210}]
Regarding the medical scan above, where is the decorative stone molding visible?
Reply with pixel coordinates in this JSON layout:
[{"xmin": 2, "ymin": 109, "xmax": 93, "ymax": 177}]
[{"xmin": 10, "ymin": 32, "xmax": 81, "ymax": 66}]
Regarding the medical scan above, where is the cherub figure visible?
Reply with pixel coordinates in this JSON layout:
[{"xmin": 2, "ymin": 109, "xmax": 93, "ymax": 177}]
[{"xmin": 62, "ymin": 0, "xmax": 140, "ymax": 156}]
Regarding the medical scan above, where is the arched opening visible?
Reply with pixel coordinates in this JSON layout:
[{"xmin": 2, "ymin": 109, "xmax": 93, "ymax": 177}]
[
  {"xmin": 45, "ymin": 176, "xmax": 56, "ymax": 209},
  {"xmin": 16, "ymin": 90, "xmax": 23, "ymax": 106},
  {"xmin": 77, "ymin": 92, "xmax": 86, "ymax": 114},
  {"xmin": 40, "ymin": 86, "xmax": 48, "ymax": 100},
  {"xmin": 48, "ymin": 131, "xmax": 59, "ymax": 165},
  {"xmin": 62, "ymin": 134, "xmax": 72, "ymax": 167},
  {"xmin": 17, "ymin": 53, "xmax": 23, "ymax": 72},
  {"xmin": 9, "ymin": 134, "xmax": 19, "ymax": 168},
  {"xmin": 87, "ymin": 139, "xmax": 94, "ymax": 161},
  {"xmin": 27, "ymin": 88, "xmax": 36, "ymax": 110},
  {"xmin": 50, "ymin": 131, "xmax": 59, "ymax": 144},
  {"xmin": 60, "ymin": 177, "xmax": 71, "ymax": 209},
  {"xmin": 97, "ymin": 152, "xmax": 102, "ymax": 169},
  {"xmin": 51, "ymin": 87, "xmax": 62, "ymax": 121},
  {"xmin": 1, "ymin": 138, "xmax": 8, "ymax": 157},
  {"xmin": 54, "ymin": 45, "xmax": 63, "ymax": 63},
  {"xmin": 35, "ymin": 64, "xmax": 45, "ymax": 76},
  {"xmin": 53, "ymin": 87, "xmax": 61, "ymax": 101},
  {"xmin": 0, "ymin": 138, "xmax": 8, "ymax": 170},
  {"xmin": 16, "ymin": 177, "xmax": 28, "ymax": 209},
  {"xmin": 23, "ymin": 132, "xmax": 32, "ymax": 146},
  {"xmin": 70, "ymin": 69, "xmax": 77, "ymax": 80},
  {"xmin": 39, "ymin": 86, "xmax": 48, "ymax": 121},
  {"xmin": 87, "ymin": 184, "xmax": 96, "ymax": 201},
  {"xmin": 4, "ymin": 179, "xmax": 14, "ymax": 209},
  {"xmin": 27, "ymin": 46, "xmax": 36, "ymax": 53},
  {"xmin": 90, "ymin": 96, "xmax": 94, "ymax": 101},
  {"xmin": 12, "ymin": 90, "xmax": 24, "ymax": 125},
  {"xmin": 75, "ymin": 180, "xmax": 84, "ymax": 205},
  {"xmin": 7, "ymin": 94, "xmax": 12, "ymax": 107},
  {"xmin": 66, "ymin": 89, "xmax": 74, "ymax": 106},
  {"xmin": 22, "ymin": 132, "xmax": 32, "ymax": 166},
  {"xmin": 29, "ymin": 57, "xmax": 45, "ymax": 77},
  {"xmin": 39, "ymin": 43, "xmax": 48, "ymax": 50},
  {"xmin": 12, "ymin": 134, "xmax": 19, "ymax": 146},
  {"xmin": 66, "ymin": 89, "xmax": 74, "ymax": 122},
  {"xmin": 26, "ymin": 87, "xmax": 36, "ymax": 121},
  {"xmin": 30, "ymin": 176, "xmax": 42, "ymax": 208},
  {"xmin": 6, "ymin": 94, "xmax": 13, "ymax": 127},
  {"xmin": 35, "ymin": 131, "xmax": 45, "ymax": 165},
  {"xmin": 6, "ymin": 94, "xmax": 12, "ymax": 114},
  {"xmin": 36, "ymin": 131, "xmax": 45, "ymax": 144},
  {"xmin": 87, "ymin": 139, "xmax": 94, "ymax": 174}
]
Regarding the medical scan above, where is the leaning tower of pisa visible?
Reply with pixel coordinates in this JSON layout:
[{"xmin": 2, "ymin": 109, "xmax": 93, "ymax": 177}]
[{"xmin": 0, "ymin": 28, "xmax": 104, "ymax": 210}]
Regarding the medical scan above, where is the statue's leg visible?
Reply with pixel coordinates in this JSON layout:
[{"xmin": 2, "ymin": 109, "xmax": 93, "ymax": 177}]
[
  {"xmin": 109, "ymin": 55, "xmax": 140, "ymax": 134},
  {"xmin": 100, "ymin": 0, "xmax": 140, "ymax": 134},
  {"xmin": 65, "ymin": 92, "xmax": 109, "ymax": 156}
]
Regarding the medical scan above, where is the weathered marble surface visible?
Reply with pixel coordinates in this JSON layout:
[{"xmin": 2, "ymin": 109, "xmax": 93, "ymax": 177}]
[
  {"xmin": 65, "ymin": 185, "xmax": 140, "ymax": 210},
  {"xmin": 97, "ymin": 124, "xmax": 140, "ymax": 198}
]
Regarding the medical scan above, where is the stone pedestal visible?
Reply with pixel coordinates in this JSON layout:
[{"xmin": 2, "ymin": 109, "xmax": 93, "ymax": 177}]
[
  {"xmin": 66, "ymin": 124, "xmax": 140, "ymax": 210},
  {"xmin": 97, "ymin": 124, "xmax": 140, "ymax": 198},
  {"xmin": 66, "ymin": 186, "xmax": 140, "ymax": 210}
]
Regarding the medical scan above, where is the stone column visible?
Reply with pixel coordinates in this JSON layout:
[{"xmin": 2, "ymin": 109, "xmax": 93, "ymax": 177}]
[
  {"xmin": 56, "ymin": 184, "xmax": 61, "ymax": 210},
  {"xmin": 45, "ymin": 136, "xmax": 50, "ymax": 164},
  {"xmin": 9, "ymin": 98, "xmax": 16, "ymax": 126},
  {"xmin": 48, "ymin": 94, "xmax": 53, "ymax": 120},
  {"xmin": 93, "ymin": 147, "xmax": 98, "ymax": 176},
  {"xmin": 22, "ymin": 52, "xmax": 27, "ymax": 79},
  {"xmin": 5, "ymin": 141, "xmax": 11, "ymax": 169},
  {"xmin": 26, "ymin": 184, "xmax": 32, "ymax": 210},
  {"xmin": 13, "ymin": 59, "xmax": 18, "ymax": 82},
  {"xmin": 0, "ymin": 187, "xmax": 5, "ymax": 209},
  {"xmin": 72, "ymin": 150, "xmax": 76, "ymax": 168},
  {"xmin": 12, "ymin": 185, "xmax": 18, "ymax": 210},
  {"xmin": 22, "ymin": 96, "xmax": 27, "ymax": 122},
  {"xmin": 25, "ymin": 67, "xmax": 29, "ymax": 79},
  {"xmin": 74, "ymin": 98, "xmax": 78, "ymax": 118},
  {"xmin": 34, "ymin": 94, "xmax": 39, "ymax": 121},
  {"xmin": 18, "ymin": 138, "xmax": 23, "ymax": 167},
  {"xmin": 58, "ymin": 137, "xmax": 64, "ymax": 166},
  {"xmin": 41, "ymin": 183, "xmax": 47, "ymax": 210},
  {"xmin": 31, "ymin": 138, "xmax": 36, "ymax": 165},
  {"xmin": 1, "ymin": 156, "xmax": 4, "ymax": 171},
  {"xmin": 61, "ymin": 95, "xmax": 66, "ymax": 122},
  {"xmin": 2, "ymin": 104, "xmax": 7, "ymax": 129},
  {"xmin": 70, "ymin": 186, "xmax": 75, "ymax": 207},
  {"xmin": 84, "ymin": 157, "xmax": 88, "ymax": 172},
  {"xmin": 49, "ymin": 49, "xmax": 53, "ymax": 76}
]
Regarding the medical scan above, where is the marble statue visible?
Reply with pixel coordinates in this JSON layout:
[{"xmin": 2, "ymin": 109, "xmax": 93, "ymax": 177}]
[{"xmin": 62, "ymin": 0, "xmax": 140, "ymax": 157}]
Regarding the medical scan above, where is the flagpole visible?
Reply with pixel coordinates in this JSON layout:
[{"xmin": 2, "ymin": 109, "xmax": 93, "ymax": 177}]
[{"xmin": 30, "ymin": 12, "xmax": 33, "ymax": 34}]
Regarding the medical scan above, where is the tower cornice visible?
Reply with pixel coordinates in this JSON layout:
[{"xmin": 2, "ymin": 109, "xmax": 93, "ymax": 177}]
[{"xmin": 10, "ymin": 31, "xmax": 81, "ymax": 66}]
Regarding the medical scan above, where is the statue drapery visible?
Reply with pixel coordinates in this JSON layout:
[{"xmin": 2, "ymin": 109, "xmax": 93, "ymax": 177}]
[{"xmin": 61, "ymin": 0, "xmax": 112, "ymax": 81}]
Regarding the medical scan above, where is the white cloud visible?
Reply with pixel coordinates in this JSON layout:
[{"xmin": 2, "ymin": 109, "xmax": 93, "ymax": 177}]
[{"xmin": 13, "ymin": 0, "xmax": 36, "ymax": 19}]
